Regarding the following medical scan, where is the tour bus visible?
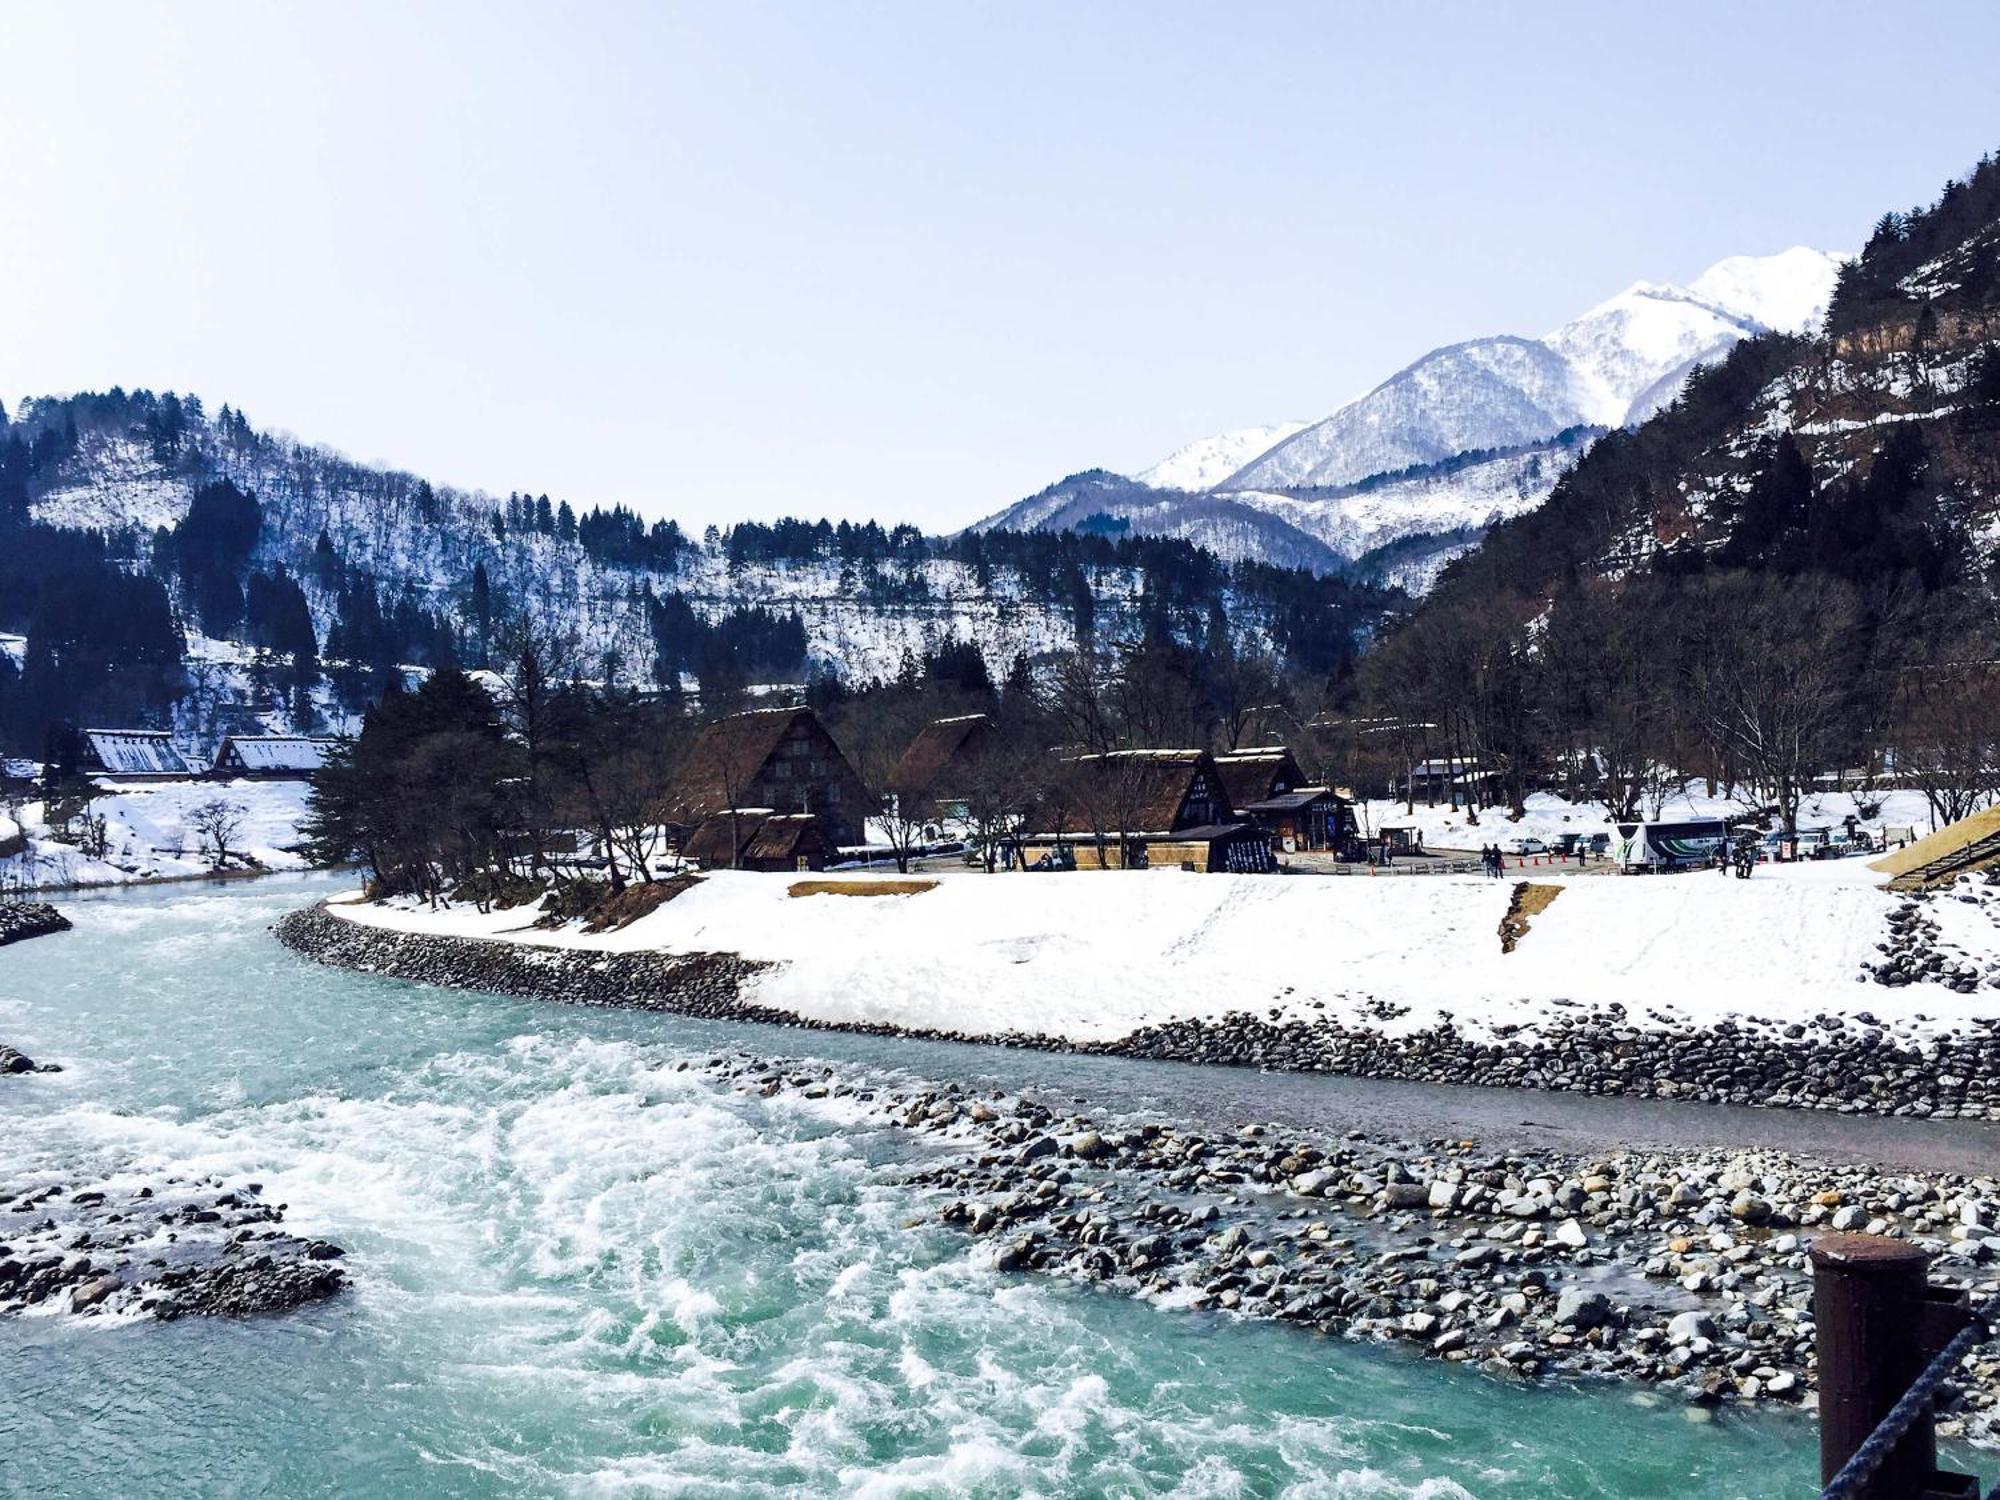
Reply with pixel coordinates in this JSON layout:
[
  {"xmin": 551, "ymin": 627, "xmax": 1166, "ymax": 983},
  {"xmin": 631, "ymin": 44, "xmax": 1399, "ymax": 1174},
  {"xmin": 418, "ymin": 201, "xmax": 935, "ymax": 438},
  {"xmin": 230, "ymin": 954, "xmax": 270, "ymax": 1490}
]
[{"xmin": 1612, "ymin": 818, "xmax": 1730, "ymax": 872}]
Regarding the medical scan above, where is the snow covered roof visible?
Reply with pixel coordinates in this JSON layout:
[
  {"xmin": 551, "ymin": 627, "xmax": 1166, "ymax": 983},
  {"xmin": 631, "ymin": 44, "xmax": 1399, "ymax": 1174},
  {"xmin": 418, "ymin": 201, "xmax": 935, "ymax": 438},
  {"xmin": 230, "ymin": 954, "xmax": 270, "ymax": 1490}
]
[
  {"xmin": 214, "ymin": 736, "xmax": 337, "ymax": 774},
  {"xmin": 82, "ymin": 730, "xmax": 192, "ymax": 777}
]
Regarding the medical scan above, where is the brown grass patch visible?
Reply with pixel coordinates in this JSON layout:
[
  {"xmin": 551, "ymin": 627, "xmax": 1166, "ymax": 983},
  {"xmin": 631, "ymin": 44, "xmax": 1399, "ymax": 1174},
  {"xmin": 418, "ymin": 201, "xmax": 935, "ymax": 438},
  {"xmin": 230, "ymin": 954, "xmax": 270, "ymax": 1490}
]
[
  {"xmin": 1498, "ymin": 881, "xmax": 1563, "ymax": 953},
  {"xmin": 788, "ymin": 879, "xmax": 939, "ymax": 899},
  {"xmin": 579, "ymin": 875, "xmax": 703, "ymax": 933}
]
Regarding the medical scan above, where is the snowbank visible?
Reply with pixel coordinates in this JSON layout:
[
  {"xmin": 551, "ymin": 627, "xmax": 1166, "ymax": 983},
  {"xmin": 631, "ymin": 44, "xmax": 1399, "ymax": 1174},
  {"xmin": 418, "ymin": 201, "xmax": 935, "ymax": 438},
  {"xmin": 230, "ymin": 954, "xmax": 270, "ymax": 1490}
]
[
  {"xmin": 1353, "ymin": 784, "xmax": 1952, "ymax": 854},
  {"xmin": 328, "ymin": 862, "xmax": 2000, "ymax": 1047},
  {"xmin": 0, "ymin": 779, "xmax": 313, "ymax": 892}
]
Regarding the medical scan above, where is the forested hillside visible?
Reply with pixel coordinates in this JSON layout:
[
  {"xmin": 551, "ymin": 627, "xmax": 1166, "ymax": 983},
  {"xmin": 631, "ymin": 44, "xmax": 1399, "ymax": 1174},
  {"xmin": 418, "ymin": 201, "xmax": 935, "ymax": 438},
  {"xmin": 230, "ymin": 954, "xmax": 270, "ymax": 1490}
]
[
  {"xmin": 1357, "ymin": 152, "xmax": 2000, "ymax": 833},
  {"xmin": 0, "ymin": 394, "xmax": 1396, "ymax": 757}
]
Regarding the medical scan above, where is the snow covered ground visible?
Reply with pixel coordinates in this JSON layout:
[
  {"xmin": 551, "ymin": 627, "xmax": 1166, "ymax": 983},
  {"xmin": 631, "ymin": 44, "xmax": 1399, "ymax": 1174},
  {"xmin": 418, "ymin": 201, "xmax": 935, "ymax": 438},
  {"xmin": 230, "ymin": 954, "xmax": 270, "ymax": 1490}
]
[
  {"xmin": 1351, "ymin": 784, "xmax": 1951, "ymax": 854},
  {"xmin": 328, "ymin": 855, "xmax": 2000, "ymax": 1050},
  {"xmin": 0, "ymin": 779, "xmax": 314, "ymax": 892}
]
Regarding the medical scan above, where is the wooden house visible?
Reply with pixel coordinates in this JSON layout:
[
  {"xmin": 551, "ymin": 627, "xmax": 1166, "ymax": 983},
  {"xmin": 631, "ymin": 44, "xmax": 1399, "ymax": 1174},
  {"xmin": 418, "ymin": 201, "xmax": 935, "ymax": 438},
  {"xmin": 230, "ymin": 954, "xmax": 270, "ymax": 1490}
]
[
  {"xmin": 1027, "ymin": 748, "xmax": 1272, "ymax": 873},
  {"xmin": 1238, "ymin": 787, "xmax": 1356, "ymax": 853},
  {"xmin": 80, "ymin": 730, "xmax": 193, "ymax": 781},
  {"xmin": 683, "ymin": 810, "xmax": 833, "ymax": 872},
  {"xmin": 1213, "ymin": 747, "xmax": 1307, "ymax": 808},
  {"xmin": 670, "ymin": 706, "xmax": 869, "ymax": 848},
  {"xmin": 211, "ymin": 735, "xmax": 338, "ymax": 779},
  {"xmin": 887, "ymin": 713, "xmax": 991, "ymax": 815}
]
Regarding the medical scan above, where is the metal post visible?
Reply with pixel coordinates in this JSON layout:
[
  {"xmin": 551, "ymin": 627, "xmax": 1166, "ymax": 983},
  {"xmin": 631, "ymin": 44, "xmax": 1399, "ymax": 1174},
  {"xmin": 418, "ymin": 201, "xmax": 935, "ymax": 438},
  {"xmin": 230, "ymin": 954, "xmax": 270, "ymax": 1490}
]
[{"xmin": 1810, "ymin": 1233, "xmax": 1976, "ymax": 1499}]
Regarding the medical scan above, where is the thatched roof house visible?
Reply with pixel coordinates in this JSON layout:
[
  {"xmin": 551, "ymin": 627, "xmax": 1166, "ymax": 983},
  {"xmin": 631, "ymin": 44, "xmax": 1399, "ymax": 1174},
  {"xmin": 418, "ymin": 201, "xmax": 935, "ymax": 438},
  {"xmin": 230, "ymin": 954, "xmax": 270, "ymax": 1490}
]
[
  {"xmin": 670, "ymin": 706, "xmax": 869, "ymax": 847},
  {"xmin": 211, "ymin": 735, "xmax": 338, "ymax": 779},
  {"xmin": 1213, "ymin": 746, "xmax": 1307, "ymax": 810},
  {"xmin": 683, "ymin": 810, "xmax": 833, "ymax": 872},
  {"xmin": 887, "ymin": 713, "xmax": 991, "ymax": 806},
  {"xmin": 81, "ymin": 730, "xmax": 192, "ymax": 781}
]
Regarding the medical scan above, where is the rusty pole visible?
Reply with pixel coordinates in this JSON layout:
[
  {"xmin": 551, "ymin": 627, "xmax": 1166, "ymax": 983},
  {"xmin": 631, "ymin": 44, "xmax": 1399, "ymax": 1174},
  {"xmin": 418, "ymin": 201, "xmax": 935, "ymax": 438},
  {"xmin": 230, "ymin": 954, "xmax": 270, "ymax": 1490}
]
[{"xmin": 1810, "ymin": 1232, "xmax": 1976, "ymax": 1500}]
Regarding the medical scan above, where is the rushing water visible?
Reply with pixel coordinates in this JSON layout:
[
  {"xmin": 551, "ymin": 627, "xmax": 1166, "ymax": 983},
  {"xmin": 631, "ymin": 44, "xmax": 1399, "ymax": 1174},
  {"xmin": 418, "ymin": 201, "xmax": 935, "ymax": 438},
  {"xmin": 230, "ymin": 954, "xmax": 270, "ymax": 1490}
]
[{"xmin": 0, "ymin": 876, "xmax": 1845, "ymax": 1497}]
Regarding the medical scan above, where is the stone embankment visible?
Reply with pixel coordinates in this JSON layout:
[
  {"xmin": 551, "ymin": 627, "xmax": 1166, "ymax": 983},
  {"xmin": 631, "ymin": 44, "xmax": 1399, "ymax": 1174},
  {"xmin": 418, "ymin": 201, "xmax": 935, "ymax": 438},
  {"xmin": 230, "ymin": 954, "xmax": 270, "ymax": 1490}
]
[
  {"xmin": 1, "ymin": 1174, "xmax": 346, "ymax": 1321},
  {"xmin": 709, "ymin": 1054, "xmax": 2000, "ymax": 1444},
  {"xmin": 278, "ymin": 902, "xmax": 2000, "ymax": 1120},
  {"xmin": 0, "ymin": 901, "xmax": 71, "ymax": 947}
]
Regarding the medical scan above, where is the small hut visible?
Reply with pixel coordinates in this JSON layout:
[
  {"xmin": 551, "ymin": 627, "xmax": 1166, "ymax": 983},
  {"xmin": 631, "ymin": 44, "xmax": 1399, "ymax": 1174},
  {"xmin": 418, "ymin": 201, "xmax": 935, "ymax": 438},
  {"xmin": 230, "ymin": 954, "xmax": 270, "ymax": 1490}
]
[{"xmin": 1239, "ymin": 787, "xmax": 1355, "ymax": 852}]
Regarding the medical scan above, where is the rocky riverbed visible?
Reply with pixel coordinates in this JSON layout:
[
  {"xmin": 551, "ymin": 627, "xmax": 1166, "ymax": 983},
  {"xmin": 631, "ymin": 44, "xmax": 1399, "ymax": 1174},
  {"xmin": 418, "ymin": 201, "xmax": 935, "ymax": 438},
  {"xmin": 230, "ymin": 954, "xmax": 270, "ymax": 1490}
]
[
  {"xmin": 704, "ymin": 1052, "xmax": 2000, "ymax": 1444},
  {"xmin": 0, "ymin": 901, "xmax": 71, "ymax": 947},
  {"xmin": 278, "ymin": 900, "xmax": 2000, "ymax": 1119},
  {"xmin": 1, "ymin": 1172, "xmax": 346, "ymax": 1322}
]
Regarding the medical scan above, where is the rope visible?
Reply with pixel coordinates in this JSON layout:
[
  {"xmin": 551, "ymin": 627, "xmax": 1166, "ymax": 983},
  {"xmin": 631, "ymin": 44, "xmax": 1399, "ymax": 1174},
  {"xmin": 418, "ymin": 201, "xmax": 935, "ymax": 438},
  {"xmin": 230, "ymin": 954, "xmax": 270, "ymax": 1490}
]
[{"xmin": 1819, "ymin": 1289, "xmax": 2000, "ymax": 1500}]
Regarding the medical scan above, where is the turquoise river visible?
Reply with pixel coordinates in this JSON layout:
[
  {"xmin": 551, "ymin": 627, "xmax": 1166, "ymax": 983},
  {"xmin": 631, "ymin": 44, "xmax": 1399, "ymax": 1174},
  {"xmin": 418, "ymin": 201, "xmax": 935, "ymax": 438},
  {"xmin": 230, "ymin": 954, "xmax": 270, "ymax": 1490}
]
[{"xmin": 0, "ymin": 874, "xmax": 1948, "ymax": 1497}]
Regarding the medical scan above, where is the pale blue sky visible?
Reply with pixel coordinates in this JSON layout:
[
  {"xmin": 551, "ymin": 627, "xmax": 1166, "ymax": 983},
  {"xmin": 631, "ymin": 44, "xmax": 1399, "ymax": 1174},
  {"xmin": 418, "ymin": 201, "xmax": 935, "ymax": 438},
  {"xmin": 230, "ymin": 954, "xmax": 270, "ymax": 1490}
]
[{"xmin": 2, "ymin": 2, "xmax": 1996, "ymax": 531}]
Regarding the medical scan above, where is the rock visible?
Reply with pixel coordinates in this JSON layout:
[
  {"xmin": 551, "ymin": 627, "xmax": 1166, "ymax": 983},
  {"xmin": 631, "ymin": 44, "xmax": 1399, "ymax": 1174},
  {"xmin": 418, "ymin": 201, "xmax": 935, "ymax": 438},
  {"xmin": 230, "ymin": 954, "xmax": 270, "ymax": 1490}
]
[
  {"xmin": 1067, "ymin": 1131, "xmax": 1109, "ymax": 1161},
  {"xmin": 1552, "ymin": 1219, "xmax": 1589, "ymax": 1250},
  {"xmin": 69, "ymin": 1274, "xmax": 120, "ymax": 1311},
  {"xmin": 1667, "ymin": 1311, "xmax": 1718, "ymax": 1344},
  {"xmin": 1730, "ymin": 1194, "xmax": 1773, "ymax": 1225},
  {"xmin": 1554, "ymin": 1288, "xmax": 1611, "ymax": 1331}
]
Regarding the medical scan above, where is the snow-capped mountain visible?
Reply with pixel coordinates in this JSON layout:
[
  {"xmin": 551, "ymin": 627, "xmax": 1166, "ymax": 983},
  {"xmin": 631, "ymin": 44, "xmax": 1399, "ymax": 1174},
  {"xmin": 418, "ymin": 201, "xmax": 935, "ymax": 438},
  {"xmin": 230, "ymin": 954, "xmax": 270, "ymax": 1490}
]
[
  {"xmin": 976, "ymin": 247, "xmax": 1845, "ymax": 590},
  {"xmin": 1135, "ymin": 422, "xmax": 1309, "ymax": 491},
  {"xmin": 1226, "ymin": 246, "xmax": 1843, "ymax": 492}
]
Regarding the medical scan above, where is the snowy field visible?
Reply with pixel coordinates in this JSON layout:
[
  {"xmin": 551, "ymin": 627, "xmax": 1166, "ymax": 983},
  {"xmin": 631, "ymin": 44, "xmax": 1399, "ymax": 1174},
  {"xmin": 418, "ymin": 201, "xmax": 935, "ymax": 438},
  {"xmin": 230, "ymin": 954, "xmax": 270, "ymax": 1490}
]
[
  {"xmin": 1351, "ymin": 784, "xmax": 1951, "ymax": 854},
  {"xmin": 330, "ymin": 858, "xmax": 2000, "ymax": 1049},
  {"xmin": 0, "ymin": 779, "xmax": 313, "ymax": 892}
]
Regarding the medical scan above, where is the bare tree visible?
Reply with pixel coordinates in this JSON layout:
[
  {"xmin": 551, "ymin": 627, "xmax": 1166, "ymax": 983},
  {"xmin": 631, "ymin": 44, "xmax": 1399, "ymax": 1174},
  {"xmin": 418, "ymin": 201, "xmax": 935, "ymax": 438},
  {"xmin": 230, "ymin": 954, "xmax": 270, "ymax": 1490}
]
[{"xmin": 188, "ymin": 797, "xmax": 247, "ymax": 868}]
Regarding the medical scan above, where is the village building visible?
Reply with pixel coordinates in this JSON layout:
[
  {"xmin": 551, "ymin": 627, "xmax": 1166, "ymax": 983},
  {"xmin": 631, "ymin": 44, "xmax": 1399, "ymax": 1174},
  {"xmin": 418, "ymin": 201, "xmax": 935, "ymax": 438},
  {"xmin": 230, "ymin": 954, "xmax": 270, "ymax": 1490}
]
[
  {"xmin": 670, "ymin": 705, "xmax": 870, "ymax": 849},
  {"xmin": 887, "ymin": 713, "xmax": 991, "ymax": 817},
  {"xmin": 682, "ymin": 810, "xmax": 834, "ymax": 872},
  {"xmin": 210, "ymin": 735, "xmax": 339, "ymax": 779},
  {"xmin": 79, "ymin": 730, "xmax": 193, "ymax": 781},
  {"xmin": 1212, "ymin": 745, "xmax": 1356, "ymax": 853},
  {"xmin": 1405, "ymin": 757, "xmax": 1501, "ymax": 806},
  {"xmin": 1027, "ymin": 748, "xmax": 1273, "ymax": 873}
]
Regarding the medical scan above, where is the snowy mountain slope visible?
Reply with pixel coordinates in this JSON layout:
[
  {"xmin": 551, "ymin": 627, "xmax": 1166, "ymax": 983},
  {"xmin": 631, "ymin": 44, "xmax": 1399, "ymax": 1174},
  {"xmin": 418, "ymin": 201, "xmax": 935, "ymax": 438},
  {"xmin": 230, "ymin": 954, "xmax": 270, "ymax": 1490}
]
[
  {"xmin": 1228, "ymin": 433, "xmax": 1593, "ymax": 559},
  {"xmin": 1222, "ymin": 337, "xmax": 1591, "ymax": 492},
  {"xmin": 1690, "ymin": 246, "xmax": 1845, "ymax": 334},
  {"xmin": 1226, "ymin": 248, "xmax": 1845, "ymax": 493},
  {"xmin": 1135, "ymin": 421, "xmax": 1309, "ymax": 491},
  {"xmin": 976, "ymin": 248, "xmax": 1845, "ymax": 590}
]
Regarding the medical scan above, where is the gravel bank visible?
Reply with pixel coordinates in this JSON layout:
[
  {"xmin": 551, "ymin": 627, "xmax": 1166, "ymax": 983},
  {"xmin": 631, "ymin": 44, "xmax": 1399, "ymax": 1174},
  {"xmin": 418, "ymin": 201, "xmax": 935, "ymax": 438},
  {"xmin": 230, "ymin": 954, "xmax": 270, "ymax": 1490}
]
[
  {"xmin": 1, "ymin": 1172, "xmax": 346, "ymax": 1322},
  {"xmin": 278, "ymin": 902, "xmax": 2000, "ymax": 1120},
  {"xmin": 0, "ymin": 901, "xmax": 72, "ymax": 947}
]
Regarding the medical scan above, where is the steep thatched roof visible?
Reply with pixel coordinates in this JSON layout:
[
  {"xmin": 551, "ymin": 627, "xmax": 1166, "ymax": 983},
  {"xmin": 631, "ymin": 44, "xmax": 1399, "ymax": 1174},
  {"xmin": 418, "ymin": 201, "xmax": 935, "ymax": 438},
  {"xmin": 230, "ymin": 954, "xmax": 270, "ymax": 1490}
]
[
  {"xmin": 671, "ymin": 707, "xmax": 813, "ymax": 819},
  {"xmin": 1052, "ymin": 749, "xmax": 1228, "ymax": 836},
  {"xmin": 888, "ymin": 714, "xmax": 991, "ymax": 799},
  {"xmin": 1213, "ymin": 747, "xmax": 1304, "ymax": 810}
]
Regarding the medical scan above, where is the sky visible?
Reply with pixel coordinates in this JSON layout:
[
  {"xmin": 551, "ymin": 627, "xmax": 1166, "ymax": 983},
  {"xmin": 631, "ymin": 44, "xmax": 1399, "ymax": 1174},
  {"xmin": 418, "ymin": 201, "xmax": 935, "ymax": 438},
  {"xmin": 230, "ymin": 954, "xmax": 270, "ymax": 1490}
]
[{"xmin": 2, "ymin": 3, "xmax": 1998, "ymax": 534}]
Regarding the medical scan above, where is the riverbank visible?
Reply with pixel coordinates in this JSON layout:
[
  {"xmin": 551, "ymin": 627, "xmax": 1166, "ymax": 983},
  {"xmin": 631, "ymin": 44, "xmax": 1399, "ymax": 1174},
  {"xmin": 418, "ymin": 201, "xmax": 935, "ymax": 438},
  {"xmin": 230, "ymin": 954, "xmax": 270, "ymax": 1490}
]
[
  {"xmin": 8, "ymin": 875, "xmax": 1849, "ymax": 1495},
  {"xmin": 288, "ymin": 866, "xmax": 2000, "ymax": 1118},
  {"xmin": 0, "ymin": 779, "xmax": 314, "ymax": 893},
  {"xmin": 702, "ymin": 1051, "xmax": 2000, "ymax": 1444}
]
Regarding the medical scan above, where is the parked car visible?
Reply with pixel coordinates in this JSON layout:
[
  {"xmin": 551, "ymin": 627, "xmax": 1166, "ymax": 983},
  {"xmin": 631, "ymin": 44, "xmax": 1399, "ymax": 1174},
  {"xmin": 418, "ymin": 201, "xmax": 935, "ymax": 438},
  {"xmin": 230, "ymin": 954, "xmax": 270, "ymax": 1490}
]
[{"xmin": 1508, "ymin": 837, "xmax": 1548, "ymax": 856}]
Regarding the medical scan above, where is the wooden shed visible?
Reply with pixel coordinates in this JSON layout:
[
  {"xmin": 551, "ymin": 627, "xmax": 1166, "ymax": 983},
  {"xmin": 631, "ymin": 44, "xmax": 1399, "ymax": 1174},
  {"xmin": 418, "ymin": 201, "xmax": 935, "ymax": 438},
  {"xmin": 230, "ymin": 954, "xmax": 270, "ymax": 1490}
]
[
  {"xmin": 683, "ymin": 810, "xmax": 833, "ymax": 872},
  {"xmin": 1239, "ymin": 786, "xmax": 1355, "ymax": 853}
]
